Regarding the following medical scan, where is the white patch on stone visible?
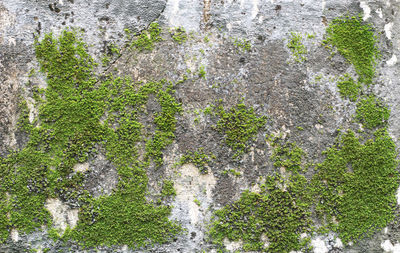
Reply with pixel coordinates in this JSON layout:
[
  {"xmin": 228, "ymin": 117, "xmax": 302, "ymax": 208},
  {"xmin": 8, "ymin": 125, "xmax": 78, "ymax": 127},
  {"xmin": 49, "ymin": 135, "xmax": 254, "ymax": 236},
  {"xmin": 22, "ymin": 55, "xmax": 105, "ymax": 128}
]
[
  {"xmin": 0, "ymin": 6, "xmax": 15, "ymax": 32},
  {"xmin": 67, "ymin": 209, "xmax": 79, "ymax": 229},
  {"xmin": 73, "ymin": 162, "xmax": 90, "ymax": 173},
  {"xmin": 315, "ymin": 124, "xmax": 324, "ymax": 130},
  {"xmin": 360, "ymin": 1, "xmax": 371, "ymax": 21},
  {"xmin": 322, "ymin": 0, "xmax": 326, "ymax": 10},
  {"xmin": 10, "ymin": 229, "xmax": 19, "ymax": 242},
  {"xmin": 45, "ymin": 198, "xmax": 79, "ymax": 234},
  {"xmin": 334, "ymin": 237, "xmax": 343, "ymax": 248},
  {"xmin": 382, "ymin": 240, "xmax": 394, "ymax": 252},
  {"xmin": 385, "ymin": 22, "xmax": 394, "ymax": 40},
  {"xmin": 250, "ymin": 183, "xmax": 261, "ymax": 193},
  {"xmin": 251, "ymin": 0, "xmax": 259, "ymax": 19},
  {"xmin": 311, "ymin": 237, "xmax": 328, "ymax": 253},
  {"xmin": 387, "ymin": 54, "xmax": 397, "ymax": 66},
  {"xmin": 26, "ymin": 98, "xmax": 36, "ymax": 123},
  {"xmin": 384, "ymin": 227, "xmax": 389, "ymax": 234},
  {"xmin": 227, "ymin": 23, "xmax": 232, "ymax": 31},
  {"xmin": 173, "ymin": 164, "xmax": 216, "ymax": 225},
  {"xmin": 396, "ymin": 186, "xmax": 400, "ymax": 205},
  {"xmin": 393, "ymin": 243, "xmax": 400, "ymax": 253},
  {"xmin": 164, "ymin": 0, "xmax": 201, "ymax": 31},
  {"xmin": 261, "ymin": 233, "xmax": 270, "ymax": 248},
  {"xmin": 224, "ymin": 238, "xmax": 243, "ymax": 251},
  {"xmin": 8, "ymin": 37, "xmax": 16, "ymax": 46},
  {"xmin": 376, "ymin": 8, "xmax": 383, "ymax": 18}
]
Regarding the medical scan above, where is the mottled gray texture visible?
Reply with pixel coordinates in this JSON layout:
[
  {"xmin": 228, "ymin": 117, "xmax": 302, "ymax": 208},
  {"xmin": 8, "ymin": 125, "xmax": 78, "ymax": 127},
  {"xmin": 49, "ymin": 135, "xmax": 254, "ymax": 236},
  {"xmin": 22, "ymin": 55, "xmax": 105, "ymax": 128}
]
[{"xmin": 1, "ymin": 0, "xmax": 400, "ymax": 252}]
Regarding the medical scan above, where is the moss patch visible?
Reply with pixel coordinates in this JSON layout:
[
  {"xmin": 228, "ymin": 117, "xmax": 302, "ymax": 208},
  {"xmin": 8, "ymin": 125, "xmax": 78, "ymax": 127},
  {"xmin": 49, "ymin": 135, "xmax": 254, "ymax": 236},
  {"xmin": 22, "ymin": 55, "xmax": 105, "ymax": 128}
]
[
  {"xmin": 312, "ymin": 129, "xmax": 399, "ymax": 243},
  {"xmin": 324, "ymin": 15, "xmax": 379, "ymax": 84},
  {"xmin": 209, "ymin": 140, "xmax": 312, "ymax": 252},
  {"xmin": 355, "ymin": 95, "xmax": 390, "ymax": 129},
  {"xmin": 178, "ymin": 148, "xmax": 215, "ymax": 174},
  {"xmin": 287, "ymin": 32, "xmax": 307, "ymax": 63},
  {"xmin": 0, "ymin": 28, "xmax": 182, "ymax": 249},
  {"xmin": 208, "ymin": 102, "xmax": 267, "ymax": 157},
  {"xmin": 337, "ymin": 74, "xmax": 362, "ymax": 102}
]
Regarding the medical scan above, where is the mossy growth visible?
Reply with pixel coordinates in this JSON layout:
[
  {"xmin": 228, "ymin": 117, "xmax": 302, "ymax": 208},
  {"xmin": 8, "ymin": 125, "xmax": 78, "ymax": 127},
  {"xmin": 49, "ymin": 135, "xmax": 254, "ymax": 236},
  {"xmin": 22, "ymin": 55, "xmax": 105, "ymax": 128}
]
[
  {"xmin": 209, "ymin": 176, "xmax": 312, "ymax": 252},
  {"xmin": 312, "ymin": 129, "xmax": 399, "ymax": 244},
  {"xmin": 210, "ymin": 138, "xmax": 313, "ymax": 252},
  {"xmin": 233, "ymin": 38, "xmax": 251, "ymax": 52},
  {"xmin": 337, "ymin": 74, "xmax": 362, "ymax": 102},
  {"xmin": 324, "ymin": 15, "xmax": 380, "ymax": 84},
  {"xmin": 268, "ymin": 134, "xmax": 306, "ymax": 173},
  {"xmin": 0, "ymin": 29, "xmax": 183, "ymax": 249},
  {"xmin": 208, "ymin": 102, "xmax": 267, "ymax": 157},
  {"xmin": 355, "ymin": 95, "xmax": 390, "ymax": 129},
  {"xmin": 130, "ymin": 22, "xmax": 163, "ymax": 51},
  {"xmin": 161, "ymin": 180, "xmax": 176, "ymax": 197},
  {"xmin": 198, "ymin": 65, "xmax": 206, "ymax": 79},
  {"xmin": 287, "ymin": 32, "xmax": 307, "ymax": 63},
  {"xmin": 170, "ymin": 27, "xmax": 188, "ymax": 44},
  {"xmin": 178, "ymin": 148, "xmax": 215, "ymax": 174}
]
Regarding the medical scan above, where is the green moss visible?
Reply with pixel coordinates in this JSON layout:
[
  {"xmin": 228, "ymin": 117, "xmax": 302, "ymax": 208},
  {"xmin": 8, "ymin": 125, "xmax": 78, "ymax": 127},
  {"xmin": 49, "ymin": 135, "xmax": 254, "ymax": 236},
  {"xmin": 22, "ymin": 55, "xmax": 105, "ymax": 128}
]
[
  {"xmin": 198, "ymin": 65, "xmax": 206, "ymax": 79},
  {"xmin": 70, "ymin": 165, "xmax": 180, "ymax": 248},
  {"xmin": 222, "ymin": 168, "xmax": 241, "ymax": 177},
  {"xmin": 194, "ymin": 198, "xmax": 201, "ymax": 206},
  {"xmin": 0, "ymin": 29, "xmax": 182, "ymax": 248},
  {"xmin": 287, "ymin": 32, "xmax": 307, "ymax": 63},
  {"xmin": 161, "ymin": 180, "xmax": 176, "ymax": 197},
  {"xmin": 170, "ymin": 27, "xmax": 188, "ymax": 44},
  {"xmin": 233, "ymin": 38, "xmax": 251, "ymax": 52},
  {"xmin": 337, "ymin": 74, "xmax": 362, "ymax": 102},
  {"xmin": 210, "ymin": 139, "xmax": 312, "ymax": 252},
  {"xmin": 130, "ymin": 22, "xmax": 162, "ymax": 51},
  {"xmin": 211, "ymin": 102, "xmax": 267, "ymax": 156},
  {"xmin": 268, "ymin": 135, "xmax": 306, "ymax": 173},
  {"xmin": 312, "ymin": 129, "xmax": 399, "ymax": 243},
  {"xmin": 178, "ymin": 148, "xmax": 215, "ymax": 174},
  {"xmin": 209, "ymin": 174, "xmax": 312, "ymax": 252},
  {"xmin": 324, "ymin": 15, "xmax": 379, "ymax": 84},
  {"xmin": 355, "ymin": 95, "xmax": 390, "ymax": 129}
]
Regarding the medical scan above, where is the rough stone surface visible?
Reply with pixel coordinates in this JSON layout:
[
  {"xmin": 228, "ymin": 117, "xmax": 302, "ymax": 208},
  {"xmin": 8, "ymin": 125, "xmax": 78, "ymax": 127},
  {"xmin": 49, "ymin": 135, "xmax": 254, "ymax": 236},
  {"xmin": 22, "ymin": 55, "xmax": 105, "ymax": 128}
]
[{"xmin": 1, "ymin": 0, "xmax": 400, "ymax": 252}]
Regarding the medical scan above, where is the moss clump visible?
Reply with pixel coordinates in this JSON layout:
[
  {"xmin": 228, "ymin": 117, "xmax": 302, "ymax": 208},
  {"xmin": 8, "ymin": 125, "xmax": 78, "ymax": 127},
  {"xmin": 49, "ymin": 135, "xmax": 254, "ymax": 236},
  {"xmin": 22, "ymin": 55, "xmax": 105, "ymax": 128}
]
[
  {"xmin": 355, "ymin": 95, "xmax": 390, "ymax": 129},
  {"xmin": 210, "ymin": 139, "xmax": 312, "ymax": 252},
  {"xmin": 210, "ymin": 102, "xmax": 267, "ymax": 156},
  {"xmin": 287, "ymin": 32, "xmax": 307, "ymax": 63},
  {"xmin": 198, "ymin": 65, "xmax": 206, "ymax": 79},
  {"xmin": 312, "ymin": 129, "xmax": 399, "ymax": 243},
  {"xmin": 178, "ymin": 148, "xmax": 215, "ymax": 174},
  {"xmin": 324, "ymin": 15, "xmax": 379, "ymax": 84},
  {"xmin": 233, "ymin": 38, "xmax": 251, "ymax": 52},
  {"xmin": 130, "ymin": 22, "xmax": 162, "ymax": 51},
  {"xmin": 268, "ymin": 135, "xmax": 306, "ymax": 173},
  {"xmin": 209, "ymin": 174, "xmax": 312, "ymax": 252},
  {"xmin": 161, "ymin": 180, "xmax": 176, "ymax": 197},
  {"xmin": 0, "ymin": 29, "xmax": 182, "ymax": 248},
  {"xmin": 337, "ymin": 74, "xmax": 362, "ymax": 102},
  {"xmin": 170, "ymin": 27, "xmax": 187, "ymax": 44},
  {"xmin": 70, "ymin": 166, "xmax": 180, "ymax": 248}
]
